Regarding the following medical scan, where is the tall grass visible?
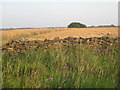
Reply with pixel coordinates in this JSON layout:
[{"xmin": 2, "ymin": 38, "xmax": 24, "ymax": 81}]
[{"xmin": 2, "ymin": 42, "xmax": 119, "ymax": 88}]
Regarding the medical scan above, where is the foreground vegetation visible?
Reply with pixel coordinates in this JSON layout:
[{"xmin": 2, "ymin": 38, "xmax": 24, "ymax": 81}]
[{"xmin": 2, "ymin": 37, "xmax": 119, "ymax": 88}]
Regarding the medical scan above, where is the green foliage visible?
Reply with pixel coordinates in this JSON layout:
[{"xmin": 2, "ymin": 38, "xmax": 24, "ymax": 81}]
[
  {"xmin": 2, "ymin": 43, "xmax": 119, "ymax": 88},
  {"xmin": 68, "ymin": 22, "xmax": 87, "ymax": 28}
]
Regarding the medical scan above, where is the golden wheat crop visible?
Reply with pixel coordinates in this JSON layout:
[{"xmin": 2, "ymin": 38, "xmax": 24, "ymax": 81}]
[{"xmin": 1, "ymin": 27, "xmax": 118, "ymax": 45}]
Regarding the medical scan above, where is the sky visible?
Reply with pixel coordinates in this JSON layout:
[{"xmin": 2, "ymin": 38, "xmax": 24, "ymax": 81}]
[{"xmin": 0, "ymin": 0, "xmax": 119, "ymax": 28}]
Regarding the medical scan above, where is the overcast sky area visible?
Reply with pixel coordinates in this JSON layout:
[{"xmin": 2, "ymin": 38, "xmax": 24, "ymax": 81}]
[{"xmin": 0, "ymin": 0, "xmax": 119, "ymax": 28}]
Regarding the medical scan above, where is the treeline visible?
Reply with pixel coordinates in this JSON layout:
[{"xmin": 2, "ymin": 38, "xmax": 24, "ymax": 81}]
[
  {"xmin": 0, "ymin": 27, "xmax": 67, "ymax": 31},
  {"xmin": 88, "ymin": 24, "xmax": 117, "ymax": 28},
  {"xmin": 0, "ymin": 23, "xmax": 118, "ymax": 31},
  {"xmin": 0, "ymin": 27, "xmax": 34, "ymax": 31},
  {"xmin": 67, "ymin": 22, "xmax": 117, "ymax": 28}
]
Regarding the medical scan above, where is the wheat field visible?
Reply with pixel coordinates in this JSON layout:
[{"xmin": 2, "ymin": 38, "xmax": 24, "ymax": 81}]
[{"xmin": 1, "ymin": 27, "xmax": 118, "ymax": 45}]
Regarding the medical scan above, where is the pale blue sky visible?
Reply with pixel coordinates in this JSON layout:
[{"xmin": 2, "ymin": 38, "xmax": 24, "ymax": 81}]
[{"xmin": 0, "ymin": 0, "xmax": 119, "ymax": 28}]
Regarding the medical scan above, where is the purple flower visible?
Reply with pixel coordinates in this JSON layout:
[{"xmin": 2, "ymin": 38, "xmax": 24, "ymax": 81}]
[
  {"xmin": 105, "ymin": 49, "xmax": 109, "ymax": 52},
  {"xmin": 107, "ymin": 52, "xmax": 110, "ymax": 55},
  {"xmin": 49, "ymin": 77, "xmax": 53, "ymax": 81},
  {"xmin": 64, "ymin": 64, "xmax": 67, "ymax": 67},
  {"xmin": 44, "ymin": 68, "xmax": 47, "ymax": 71},
  {"xmin": 64, "ymin": 67, "xmax": 68, "ymax": 69},
  {"xmin": 48, "ymin": 85, "xmax": 51, "ymax": 88},
  {"xmin": 36, "ymin": 69, "xmax": 40, "ymax": 71},
  {"xmin": 76, "ymin": 58, "xmax": 79, "ymax": 61},
  {"xmin": 96, "ymin": 49, "xmax": 101, "ymax": 52}
]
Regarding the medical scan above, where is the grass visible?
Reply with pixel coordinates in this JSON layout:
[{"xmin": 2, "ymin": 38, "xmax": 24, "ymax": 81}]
[{"xmin": 2, "ymin": 41, "xmax": 119, "ymax": 88}]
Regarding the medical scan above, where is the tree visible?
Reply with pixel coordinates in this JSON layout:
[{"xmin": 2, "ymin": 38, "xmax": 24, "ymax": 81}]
[
  {"xmin": 67, "ymin": 22, "xmax": 87, "ymax": 28},
  {"xmin": 110, "ymin": 24, "xmax": 116, "ymax": 27}
]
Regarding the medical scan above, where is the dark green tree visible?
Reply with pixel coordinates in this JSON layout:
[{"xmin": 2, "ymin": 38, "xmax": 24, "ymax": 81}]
[{"xmin": 67, "ymin": 22, "xmax": 87, "ymax": 28}]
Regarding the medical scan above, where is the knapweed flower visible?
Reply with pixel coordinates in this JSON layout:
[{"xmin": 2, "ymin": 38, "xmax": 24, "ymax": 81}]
[
  {"xmin": 49, "ymin": 77, "xmax": 53, "ymax": 81},
  {"xmin": 91, "ymin": 67, "xmax": 95, "ymax": 73},
  {"xmin": 70, "ymin": 68, "xmax": 72, "ymax": 71},
  {"xmin": 76, "ymin": 58, "xmax": 79, "ymax": 61},
  {"xmin": 48, "ymin": 85, "xmax": 51, "ymax": 88},
  {"xmin": 36, "ymin": 69, "xmax": 40, "ymax": 71},
  {"xmin": 96, "ymin": 49, "xmax": 101, "ymax": 52},
  {"xmin": 62, "ymin": 71, "xmax": 65, "ymax": 74},
  {"xmin": 64, "ymin": 66, "xmax": 68, "ymax": 70},
  {"xmin": 32, "ymin": 71, "xmax": 35, "ymax": 73},
  {"xmin": 44, "ymin": 68, "xmax": 47, "ymax": 71},
  {"xmin": 105, "ymin": 49, "xmax": 109, "ymax": 52},
  {"xmin": 67, "ymin": 56, "xmax": 70, "ymax": 58},
  {"xmin": 64, "ymin": 64, "xmax": 67, "ymax": 67},
  {"xmin": 107, "ymin": 52, "xmax": 110, "ymax": 55}
]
